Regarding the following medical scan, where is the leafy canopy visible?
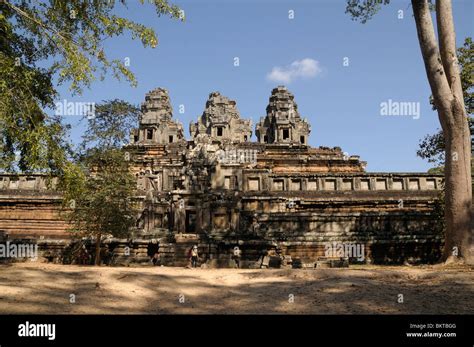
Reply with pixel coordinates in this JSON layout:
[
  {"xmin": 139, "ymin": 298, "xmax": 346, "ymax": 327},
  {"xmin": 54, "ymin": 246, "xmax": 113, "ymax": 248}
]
[{"xmin": 0, "ymin": 0, "xmax": 182, "ymax": 173}]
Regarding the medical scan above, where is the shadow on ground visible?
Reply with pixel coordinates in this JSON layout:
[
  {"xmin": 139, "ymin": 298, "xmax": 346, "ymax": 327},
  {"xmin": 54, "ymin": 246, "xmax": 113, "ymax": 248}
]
[{"xmin": 0, "ymin": 263, "xmax": 472, "ymax": 314}]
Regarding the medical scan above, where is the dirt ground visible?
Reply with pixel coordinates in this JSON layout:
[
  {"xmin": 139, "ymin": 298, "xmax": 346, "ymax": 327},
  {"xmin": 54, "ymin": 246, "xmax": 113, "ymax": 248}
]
[{"xmin": 0, "ymin": 262, "xmax": 472, "ymax": 314}]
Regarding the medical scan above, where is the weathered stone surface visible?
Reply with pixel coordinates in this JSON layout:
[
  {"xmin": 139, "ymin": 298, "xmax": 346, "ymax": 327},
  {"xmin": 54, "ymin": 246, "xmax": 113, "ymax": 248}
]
[
  {"xmin": 190, "ymin": 92, "xmax": 252, "ymax": 143},
  {"xmin": 130, "ymin": 87, "xmax": 184, "ymax": 145},
  {"xmin": 256, "ymin": 86, "xmax": 310, "ymax": 145}
]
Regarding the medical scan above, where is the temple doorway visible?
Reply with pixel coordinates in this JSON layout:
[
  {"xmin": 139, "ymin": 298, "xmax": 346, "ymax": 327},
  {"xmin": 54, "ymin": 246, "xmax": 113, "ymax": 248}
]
[{"xmin": 186, "ymin": 210, "xmax": 196, "ymax": 233}]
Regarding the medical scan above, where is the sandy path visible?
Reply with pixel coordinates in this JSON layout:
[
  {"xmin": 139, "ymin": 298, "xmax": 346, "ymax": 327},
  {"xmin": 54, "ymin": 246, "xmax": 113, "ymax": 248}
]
[{"xmin": 0, "ymin": 262, "xmax": 472, "ymax": 314}]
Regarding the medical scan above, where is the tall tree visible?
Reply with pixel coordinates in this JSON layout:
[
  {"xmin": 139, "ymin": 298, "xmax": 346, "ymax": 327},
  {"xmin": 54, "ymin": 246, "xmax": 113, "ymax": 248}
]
[
  {"xmin": 417, "ymin": 37, "xmax": 473, "ymax": 168},
  {"xmin": 346, "ymin": 0, "xmax": 472, "ymax": 263},
  {"xmin": 0, "ymin": 0, "xmax": 182, "ymax": 173},
  {"xmin": 62, "ymin": 100, "xmax": 140, "ymax": 265}
]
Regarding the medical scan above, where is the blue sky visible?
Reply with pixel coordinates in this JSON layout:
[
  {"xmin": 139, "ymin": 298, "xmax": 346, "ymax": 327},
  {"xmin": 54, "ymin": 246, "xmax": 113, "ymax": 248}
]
[{"xmin": 54, "ymin": 0, "xmax": 474, "ymax": 172}]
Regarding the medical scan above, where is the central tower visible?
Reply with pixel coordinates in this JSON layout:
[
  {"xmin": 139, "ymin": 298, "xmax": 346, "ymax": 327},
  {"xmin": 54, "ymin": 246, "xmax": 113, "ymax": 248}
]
[{"xmin": 189, "ymin": 92, "xmax": 252, "ymax": 143}]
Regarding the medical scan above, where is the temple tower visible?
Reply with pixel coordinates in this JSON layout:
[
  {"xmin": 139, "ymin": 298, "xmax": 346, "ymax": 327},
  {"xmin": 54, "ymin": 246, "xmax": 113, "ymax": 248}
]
[
  {"xmin": 189, "ymin": 92, "xmax": 252, "ymax": 143},
  {"xmin": 131, "ymin": 87, "xmax": 184, "ymax": 145},
  {"xmin": 256, "ymin": 86, "xmax": 310, "ymax": 144}
]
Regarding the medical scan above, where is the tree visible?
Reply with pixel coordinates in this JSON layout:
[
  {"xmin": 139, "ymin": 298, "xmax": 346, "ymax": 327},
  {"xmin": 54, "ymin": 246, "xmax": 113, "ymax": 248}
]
[
  {"xmin": 61, "ymin": 100, "xmax": 140, "ymax": 265},
  {"xmin": 0, "ymin": 11, "xmax": 69, "ymax": 173},
  {"xmin": 346, "ymin": 0, "xmax": 472, "ymax": 263},
  {"xmin": 0, "ymin": 0, "xmax": 182, "ymax": 173},
  {"xmin": 81, "ymin": 99, "xmax": 141, "ymax": 150},
  {"xmin": 417, "ymin": 37, "xmax": 473, "ymax": 167}
]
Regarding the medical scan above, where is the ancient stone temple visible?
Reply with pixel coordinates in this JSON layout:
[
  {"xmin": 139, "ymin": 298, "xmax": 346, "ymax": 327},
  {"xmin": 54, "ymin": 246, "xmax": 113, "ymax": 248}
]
[{"xmin": 0, "ymin": 86, "xmax": 445, "ymax": 267}]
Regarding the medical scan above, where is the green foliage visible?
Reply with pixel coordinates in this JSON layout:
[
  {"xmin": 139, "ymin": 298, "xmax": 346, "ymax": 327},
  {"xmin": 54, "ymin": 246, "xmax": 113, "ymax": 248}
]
[
  {"xmin": 458, "ymin": 37, "xmax": 474, "ymax": 115},
  {"xmin": 81, "ymin": 99, "xmax": 140, "ymax": 151},
  {"xmin": 60, "ymin": 99, "xmax": 141, "ymax": 263},
  {"xmin": 345, "ymin": 0, "xmax": 390, "ymax": 24},
  {"xmin": 4, "ymin": 0, "xmax": 182, "ymax": 93},
  {"xmin": 63, "ymin": 148, "xmax": 137, "ymax": 241},
  {"xmin": 427, "ymin": 166, "xmax": 444, "ymax": 175},
  {"xmin": 345, "ymin": 0, "xmax": 435, "ymax": 24},
  {"xmin": 0, "ymin": 0, "xmax": 181, "ymax": 173},
  {"xmin": 418, "ymin": 129, "xmax": 445, "ymax": 166},
  {"xmin": 0, "ymin": 7, "xmax": 67, "ymax": 173}
]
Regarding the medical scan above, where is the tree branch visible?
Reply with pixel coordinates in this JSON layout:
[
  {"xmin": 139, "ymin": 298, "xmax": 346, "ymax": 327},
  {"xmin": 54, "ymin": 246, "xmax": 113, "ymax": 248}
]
[
  {"xmin": 412, "ymin": 0, "xmax": 454, "ymax": 130},
  {"xmin": 436, "ymin": 0, "xmax": 467, "ymax": 120}
]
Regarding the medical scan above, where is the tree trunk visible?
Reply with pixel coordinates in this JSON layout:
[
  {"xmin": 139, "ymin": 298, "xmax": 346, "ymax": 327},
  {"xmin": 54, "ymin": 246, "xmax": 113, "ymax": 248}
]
[
  {"xmin": 412, "ymin": 0, "xmax": 472, "ymax": 263},
  {"xmin": 95, "ymin": 233, "xmax": 102, "ymax": 266},
  {"xmin": 442, "ymin": 106, "xmax": 472, "ymax": 262}
]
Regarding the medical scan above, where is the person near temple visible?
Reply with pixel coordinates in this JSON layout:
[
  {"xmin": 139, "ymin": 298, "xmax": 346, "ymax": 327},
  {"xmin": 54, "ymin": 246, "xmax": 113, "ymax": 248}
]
[
  {"xmin": 190, "ymin": 245, "xmax": 199, "ymax": 268},
  {"xmin": 147, "ymin": 240, "xmax": 160, "ymax": 266},
  {"xmin": 232, "ymin": 246, "xmax": 242, "ymax": 268}
]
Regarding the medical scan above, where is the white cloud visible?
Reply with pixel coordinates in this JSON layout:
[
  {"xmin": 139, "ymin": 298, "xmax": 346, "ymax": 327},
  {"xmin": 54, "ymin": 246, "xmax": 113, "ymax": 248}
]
[{"xmin": 267, "ymin": 58, "xmax": 321, "ymax": 84}]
